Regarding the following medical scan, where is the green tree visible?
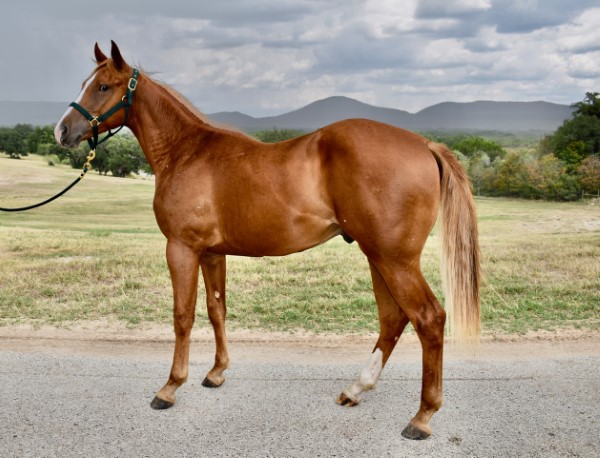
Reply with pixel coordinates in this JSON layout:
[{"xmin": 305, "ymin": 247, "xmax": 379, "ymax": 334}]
[
  {"xmin": 27, "ymin": 126, "xmax": 55, "ymax": 154},
  {"xmin": 453, "ymin": 136, "xmax": 506, "ymax": 161},
  {"xmin": 45, "ymin": 132, "xmax": 147, "ymax": 177},
  {"xmin": 253, "ymin": 128, "xmax": 306, "ymax": 143},
  {"xmin": 105, "ymin": 135, "xmax": 146, "ymax": 177},
  {"xmin": 65, "ymin": 144, "xmax": 90, "ymax": 169},
  {"xmin": 577, "ymin": 155, "xmax": 600, "ymax": 195},
  {"xmin": 528, "ymin": 154, "xmax": 580, "ymax": 200},
  {"xmin": 543, "ymin": 92, "xmax": 600, "ymax": 169},
  {"xmin": 492, "ymin": 152, "xmax": 531, "ymax": 197},
  {"xmin": 466, "ymin": 152, "xmax": 491, "ymax": 195},
  {"xmin": 572, "ymin": 92, "xmax": 600, "ymax": 118},
  {"xmin": 0, "ymin": 124, "xmax": 33, "ymax": 158},
  {"xmin": 92, "ymin": 142, "xmax": 111, "ymax": 175}
]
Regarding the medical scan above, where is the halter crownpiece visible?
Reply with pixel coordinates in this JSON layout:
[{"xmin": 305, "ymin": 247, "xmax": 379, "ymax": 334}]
[{"xmin": 69, "ymin": 68, "xmax": 140, "ymax": 153}]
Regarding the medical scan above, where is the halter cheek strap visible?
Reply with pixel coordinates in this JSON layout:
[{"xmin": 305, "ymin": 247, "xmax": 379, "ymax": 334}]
[{"xmin": 69, "ymin": 68, "xmax": 139, "ymax": 151}]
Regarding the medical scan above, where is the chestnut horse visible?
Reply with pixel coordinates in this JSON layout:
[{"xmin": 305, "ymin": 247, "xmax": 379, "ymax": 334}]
[{"xmin": 55, "ymin": 42, "xmax": 480, "ymax": 440}]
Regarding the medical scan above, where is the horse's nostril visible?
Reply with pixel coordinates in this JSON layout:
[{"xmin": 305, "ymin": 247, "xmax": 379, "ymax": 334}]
[{"xmin": 60, "ymin": 125, "xmax": 69, "ymax": 143}]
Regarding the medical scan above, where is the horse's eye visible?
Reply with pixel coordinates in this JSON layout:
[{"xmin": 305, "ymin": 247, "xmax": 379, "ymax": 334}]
[{"xmin": 99, "ymin": 84, "xmax": 109, "ymax": 92}]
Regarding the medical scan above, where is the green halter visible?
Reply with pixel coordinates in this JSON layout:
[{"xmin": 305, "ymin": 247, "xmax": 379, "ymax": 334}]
[{"xmin": 69, "ymin": 68, "xmax": 139, "ymax": 151}]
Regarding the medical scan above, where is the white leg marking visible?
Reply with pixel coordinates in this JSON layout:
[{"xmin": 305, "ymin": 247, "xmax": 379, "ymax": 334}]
[
  {"xmin": 214, "ymin": 291, "xmax": 221, "ymax": 299},
  {"xmin": 342, "ymin": 348, "xmax": 383, "ymax": 404}
]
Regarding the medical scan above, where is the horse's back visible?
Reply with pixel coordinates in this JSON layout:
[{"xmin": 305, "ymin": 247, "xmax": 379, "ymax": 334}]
[{"xmin": 317, "ymin": 118, "xmax": 436, "ymax": 167}]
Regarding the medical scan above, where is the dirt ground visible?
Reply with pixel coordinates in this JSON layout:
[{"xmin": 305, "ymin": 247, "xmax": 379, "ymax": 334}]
[{"xmin": 1, "ymin": 322, "xmax": 598, "ymax": 364}]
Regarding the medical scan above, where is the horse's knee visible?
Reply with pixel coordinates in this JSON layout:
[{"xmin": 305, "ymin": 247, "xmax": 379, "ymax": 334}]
[
  {"xmin": 173, "ymin": 310, "xmax": 195, "ymax": 335},
  {"xmin": 430, "ymin": 308, "xmax": 446, "ymax": 336},
  {"xmin": 413, "ymin": 307, "xmax": 445, "ymax": 344}
]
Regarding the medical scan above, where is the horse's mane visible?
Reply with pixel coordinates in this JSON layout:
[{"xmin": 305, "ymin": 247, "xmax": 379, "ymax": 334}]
[{"xmin": 150, "ymin": 75, "xmax": 254, "ymax": 139}]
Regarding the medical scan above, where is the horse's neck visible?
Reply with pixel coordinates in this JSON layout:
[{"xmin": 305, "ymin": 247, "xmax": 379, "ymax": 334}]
[{"xmin": 127, "ymin": 75, "xmax": 210, "ymax": 176}]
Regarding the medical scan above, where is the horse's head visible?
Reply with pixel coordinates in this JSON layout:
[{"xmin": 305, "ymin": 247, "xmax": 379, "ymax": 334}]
[{"xmin": 54, "ymin": 41, "xmax": 134, "ymax": 148}]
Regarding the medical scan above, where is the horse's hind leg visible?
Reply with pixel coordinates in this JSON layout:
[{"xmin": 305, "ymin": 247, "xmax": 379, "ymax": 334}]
[
  {"xmin": 336, "ymin": 260, "xmax": 409, "ymax": 406},
  {"xmin": 151, "ymin": 240, "xmax": 200, "ymax": 409},
  {"xmin": 375, "ymin": 260, "xmax": 446, "ymax": 440},
  {"xmin": 199, "ymin": 253, "xmax": 229, "ymax": 388}
]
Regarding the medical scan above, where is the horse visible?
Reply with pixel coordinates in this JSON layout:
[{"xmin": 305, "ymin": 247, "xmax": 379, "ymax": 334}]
[{"xmin": 54, "ymin": 41, "xmax": 480, "ymax": 440}]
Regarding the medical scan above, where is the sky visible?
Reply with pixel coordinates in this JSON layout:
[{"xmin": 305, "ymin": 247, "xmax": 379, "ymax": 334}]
[{"xmin": 0, "ymin": 0, "xmax": 598, "ymax": 117}]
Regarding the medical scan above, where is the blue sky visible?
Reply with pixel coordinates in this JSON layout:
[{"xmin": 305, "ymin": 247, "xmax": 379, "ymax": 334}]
[{"xmin": 0, "ymin": 0, "xmax": 598, "ymax": 116}]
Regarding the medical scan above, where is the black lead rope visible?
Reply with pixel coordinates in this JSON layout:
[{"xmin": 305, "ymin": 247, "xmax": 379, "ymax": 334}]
[
  {"xmin": 0, "ymin": 152, "xmax": 95, "ymax": 213},
  {"xmin": 0, "ymin": 167, "xmax": 90, "ymax": 212},
  {"xmin": 0, "ymin": 68, "xmax": 139, "ymax": 213}
]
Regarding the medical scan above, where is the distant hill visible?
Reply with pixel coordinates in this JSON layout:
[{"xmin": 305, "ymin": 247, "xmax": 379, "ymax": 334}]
[
  {"xmin": 211, "ymin": 96, "xmax": 574, "ymax": 133},
  {"xmin": 1, "ymin": 96, "xmax": 574, "ymax": 133},
  {"xmin": 412, "ymin": 100, "xmax": 574, "ymax": 131}
]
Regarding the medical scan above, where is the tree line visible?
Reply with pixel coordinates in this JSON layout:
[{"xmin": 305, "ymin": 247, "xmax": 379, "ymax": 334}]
[
  {"xmin": 442, "ymin": 92, "xmax": 599, "ymax": 201},
  {"xmin": 0, "ymin": 125, "xmax": 149, "ymax": 178},
  {"xmin": 1, "ymin": 93, "xmax": 598, "ymax": 200}
]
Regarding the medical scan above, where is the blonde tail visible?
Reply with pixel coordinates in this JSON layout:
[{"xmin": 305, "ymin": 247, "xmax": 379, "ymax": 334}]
[{"xmin": 428, "ymin": 141, "xmax": 481, "ymax": 342}]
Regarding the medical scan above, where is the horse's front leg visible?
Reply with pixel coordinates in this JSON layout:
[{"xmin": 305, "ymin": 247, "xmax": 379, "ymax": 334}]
[
  {"xmin": 199, "ymin": 253, "xmax": 229, "ymax": 388},
  {"xmin": 151, "ymin": 239, "xmax": 200, "ymax": 409}
]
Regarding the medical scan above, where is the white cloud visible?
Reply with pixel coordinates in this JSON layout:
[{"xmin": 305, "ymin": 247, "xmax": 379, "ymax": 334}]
[
  {"xmin": 567, "ymin": 53, "xmax": 600, "ymax": 79},
  {"xmin": 416, "ymin": 0, "xmax": 492, "ymax": 18},
  {"xmin": 0, "ymin": 0, "xmax": 597, "ymax": 116},
  {"xmin": 557, "ymin": 8, "xmax": 600, "ymax": 54}
]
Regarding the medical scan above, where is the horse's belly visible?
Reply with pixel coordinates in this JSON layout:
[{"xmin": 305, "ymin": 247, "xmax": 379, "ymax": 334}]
[{"xmin": 213, "ymin": 211, "xmax": 341, "ymax": 257}]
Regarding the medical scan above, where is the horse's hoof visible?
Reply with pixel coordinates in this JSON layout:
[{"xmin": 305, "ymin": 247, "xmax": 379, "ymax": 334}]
[
  {"xmin": 336, "ymin": 391, "xmax": 359, "ymax": 407},
  {"xmin": 401, "ymin": 422, "xmax": 431, "ymax": 440},
  {"xmin": 150, "ymin": 396, "xmax": 174, "ymax": 410},
  {"xmin": 201, "ymin": 376, "xmax": 223, "ymax": 388}
]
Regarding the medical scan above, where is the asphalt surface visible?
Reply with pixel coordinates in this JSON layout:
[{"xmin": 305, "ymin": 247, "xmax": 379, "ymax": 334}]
[{"xmin": 1, "ymin": 337, "xmax": 599, "ymax": 457}]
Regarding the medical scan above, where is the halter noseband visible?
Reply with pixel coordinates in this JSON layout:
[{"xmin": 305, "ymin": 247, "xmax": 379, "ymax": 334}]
[{"xmin": 69, "ymin": 68, "xmax": 139, "ymax": 151}]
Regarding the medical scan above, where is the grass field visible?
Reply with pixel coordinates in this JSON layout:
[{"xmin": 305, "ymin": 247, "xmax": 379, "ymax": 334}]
[{"xmin": 1, "ymin": 155, "xmax": 599, "ymax": 335}]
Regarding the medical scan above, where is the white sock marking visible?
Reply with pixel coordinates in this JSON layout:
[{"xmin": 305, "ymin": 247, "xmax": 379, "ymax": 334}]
[{"xmin": 342, "ymin": 348, "xmax": 383, "ymax": 403}]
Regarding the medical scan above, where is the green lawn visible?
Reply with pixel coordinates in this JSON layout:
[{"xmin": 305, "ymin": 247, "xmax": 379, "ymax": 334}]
[{"xmin": 1, "ymin": 155, "xmax": 599, "ymax": 335}]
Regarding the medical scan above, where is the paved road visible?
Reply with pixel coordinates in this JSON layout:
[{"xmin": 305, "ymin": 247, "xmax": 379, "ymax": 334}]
[{"xmin": 1, "ymin": 337, "xmax": 599, "ymax": 457}]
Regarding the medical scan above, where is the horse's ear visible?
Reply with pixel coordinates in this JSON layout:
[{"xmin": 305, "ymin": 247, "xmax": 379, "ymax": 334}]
[
  {"xmin": 110, "ymin": 40, "xmax": 124, "ymax": 70},
  {"xmin": 94, "ymin": 43, "xmax": 107, "ymax": 64}
]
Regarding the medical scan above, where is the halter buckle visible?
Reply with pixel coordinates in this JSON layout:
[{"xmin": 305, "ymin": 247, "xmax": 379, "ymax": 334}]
[
  {"xmin": 89, "ymin": 117, "xmax": 101, "ymax": 127},
  {"xmin": 128, "ymin": 77, "xmax": 138, "ymax": 92}
]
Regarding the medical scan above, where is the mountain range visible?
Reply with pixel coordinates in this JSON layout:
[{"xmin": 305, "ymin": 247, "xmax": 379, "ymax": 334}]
[{"xmin": 0, "ymin": 96, "xmax": 574, "ymax": 133}]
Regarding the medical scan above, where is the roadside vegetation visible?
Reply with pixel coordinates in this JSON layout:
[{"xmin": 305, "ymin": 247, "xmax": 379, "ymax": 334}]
[
  {"xmin": 426, "ymin": 92, "xmax": 600, "ymax": 201},
  {"xmin": 1, "ymin": 155, "xmax": 598, "ymax": 335}
]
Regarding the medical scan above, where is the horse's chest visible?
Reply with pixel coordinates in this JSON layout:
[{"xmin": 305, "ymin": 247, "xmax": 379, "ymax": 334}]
[{"xmin": 152, "ymin": 181, "xmax": 217, "ymax": 242}]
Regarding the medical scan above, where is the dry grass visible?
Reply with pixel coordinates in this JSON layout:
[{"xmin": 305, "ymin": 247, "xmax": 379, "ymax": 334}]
[{"xmin": 1, "ymin": 155, "xmax": 599, "ymax": 335}]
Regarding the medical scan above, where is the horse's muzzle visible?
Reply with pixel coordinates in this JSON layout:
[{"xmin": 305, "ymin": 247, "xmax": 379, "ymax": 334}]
[{"xmin": 54, "ymin": 121, "xmax": 84, "ymax": 148}]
